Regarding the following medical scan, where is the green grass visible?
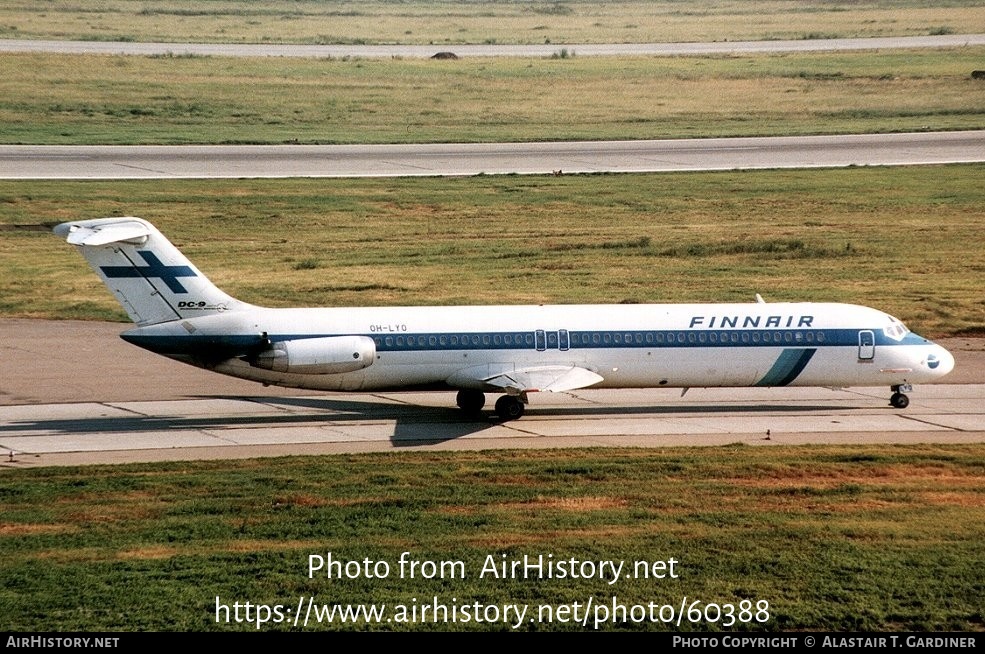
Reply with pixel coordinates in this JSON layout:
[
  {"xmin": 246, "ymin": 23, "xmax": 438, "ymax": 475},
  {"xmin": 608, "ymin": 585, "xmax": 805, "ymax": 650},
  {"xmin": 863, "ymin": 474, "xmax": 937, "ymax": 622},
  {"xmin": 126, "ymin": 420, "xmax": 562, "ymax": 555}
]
[
  {"xmin": 1, "ymin": 445, "xmax": 982, "ymax": 631},
  {"xmin": 3, "ymin": 165, "xmax": 983, "ymax": 337},
  {"xmin": 2, "ymin": 48, "xmax": 984, "ymax": 145},
  {"xmin": 1, "ymin": 1, "xmax": 983, "ymax": 45}
]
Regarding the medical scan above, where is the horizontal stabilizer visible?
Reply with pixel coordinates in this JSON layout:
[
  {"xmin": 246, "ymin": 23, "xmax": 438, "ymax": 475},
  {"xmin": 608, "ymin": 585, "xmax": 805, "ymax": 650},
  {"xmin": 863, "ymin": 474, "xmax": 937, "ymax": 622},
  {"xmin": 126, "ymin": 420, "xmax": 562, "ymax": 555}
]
[{"xmin": 56, "ymin": 218, "xmax": 151, "ymax": 247}]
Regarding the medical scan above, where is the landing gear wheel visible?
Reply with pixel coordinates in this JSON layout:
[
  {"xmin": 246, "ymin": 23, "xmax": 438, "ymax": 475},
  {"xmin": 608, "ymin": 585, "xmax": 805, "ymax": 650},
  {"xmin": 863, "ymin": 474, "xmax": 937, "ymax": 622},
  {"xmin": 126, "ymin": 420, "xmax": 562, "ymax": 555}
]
[
  {"xmin": 456, "ymin": 389, "xmax": 485, "ymax": 413},
  {"xmin": 495, "ymin": 395, "xmax": 525, "ymax": 421},
  {"xmin": 890, "ymin": 392, "xmax": 910, "ymax": 409}
]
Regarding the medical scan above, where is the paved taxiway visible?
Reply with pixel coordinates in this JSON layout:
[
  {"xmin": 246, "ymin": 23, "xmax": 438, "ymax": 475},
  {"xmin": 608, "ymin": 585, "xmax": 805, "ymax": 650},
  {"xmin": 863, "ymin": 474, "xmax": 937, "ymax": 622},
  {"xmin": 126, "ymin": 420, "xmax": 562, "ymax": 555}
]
[
  {"xmin": 4, "ymin": 34, "xmax": 984, "ymax": 58},
  {"xmin": 4, "ymin": 131, "xmax": 985, "ymax": 179},
  {"xmin": 1, "ymin": 320, "xmax": 982, "ymax": 467}
]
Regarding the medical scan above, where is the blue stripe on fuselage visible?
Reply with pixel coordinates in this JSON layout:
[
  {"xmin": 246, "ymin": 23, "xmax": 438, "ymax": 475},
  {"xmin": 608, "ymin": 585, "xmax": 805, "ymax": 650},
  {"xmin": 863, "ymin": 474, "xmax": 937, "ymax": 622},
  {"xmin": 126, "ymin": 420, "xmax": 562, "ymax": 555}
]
[
  {"xmin": 755, "ymin": 348, "xmax": 817, "ymax": 387},
  {"xmin": 120, "ymin": 326, "xmax": 922, "ymax": 358},
  {"xmin": 363, "ymin": 328, "xmax": 915, "ymax": 352},
  {"xmin": 121, "ymin": 332, "xmax": 265, "ymax": 358}
]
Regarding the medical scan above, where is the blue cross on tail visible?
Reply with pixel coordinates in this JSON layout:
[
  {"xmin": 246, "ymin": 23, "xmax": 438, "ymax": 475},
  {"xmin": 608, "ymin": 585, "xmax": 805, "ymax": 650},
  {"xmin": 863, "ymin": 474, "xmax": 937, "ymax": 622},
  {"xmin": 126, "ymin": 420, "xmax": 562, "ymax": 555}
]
[{"xmin": 100, "ymin": 251, "xmax": 196, "ymax": 294}]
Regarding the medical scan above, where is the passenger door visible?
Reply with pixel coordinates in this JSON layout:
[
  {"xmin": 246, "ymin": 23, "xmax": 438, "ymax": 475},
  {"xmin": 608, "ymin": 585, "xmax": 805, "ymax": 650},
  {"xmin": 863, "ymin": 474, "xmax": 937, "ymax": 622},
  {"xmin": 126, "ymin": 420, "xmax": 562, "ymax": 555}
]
[{"xmin": 858, "ymin": 330, "xmax": 875, "ymax": 360}]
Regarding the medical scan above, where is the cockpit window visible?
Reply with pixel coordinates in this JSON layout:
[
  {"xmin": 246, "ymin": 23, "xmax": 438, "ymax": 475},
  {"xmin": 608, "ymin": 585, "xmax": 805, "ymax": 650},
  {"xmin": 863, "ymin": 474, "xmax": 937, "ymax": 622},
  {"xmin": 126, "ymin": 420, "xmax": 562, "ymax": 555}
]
[{"xmin": 883, "ymin": 317, "xmax": 909, "ymax": 341}]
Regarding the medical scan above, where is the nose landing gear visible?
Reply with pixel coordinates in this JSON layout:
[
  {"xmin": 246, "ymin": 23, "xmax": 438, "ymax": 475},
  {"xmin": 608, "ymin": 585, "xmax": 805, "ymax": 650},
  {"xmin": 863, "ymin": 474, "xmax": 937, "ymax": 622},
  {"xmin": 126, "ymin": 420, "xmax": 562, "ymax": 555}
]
[{"xmin": 890, "ymin": 383, "xmax": 912, "ymax": 409}]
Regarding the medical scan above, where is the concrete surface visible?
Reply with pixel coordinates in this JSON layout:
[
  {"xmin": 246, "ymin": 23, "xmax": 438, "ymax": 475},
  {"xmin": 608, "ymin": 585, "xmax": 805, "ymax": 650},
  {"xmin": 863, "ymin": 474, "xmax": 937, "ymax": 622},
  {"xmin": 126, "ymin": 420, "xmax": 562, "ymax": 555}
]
[{"xmin": 1, "ymin": 319, "xmax": 982, "ymax": 467}]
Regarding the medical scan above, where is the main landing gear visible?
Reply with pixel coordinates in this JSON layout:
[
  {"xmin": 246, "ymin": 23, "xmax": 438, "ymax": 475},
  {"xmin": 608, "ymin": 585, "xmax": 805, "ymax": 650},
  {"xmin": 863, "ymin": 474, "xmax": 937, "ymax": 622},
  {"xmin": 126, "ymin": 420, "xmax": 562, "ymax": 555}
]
[
  {"xmin": 456, "ymin": 389, "xmax": 485, "ymax": 414},
  {"xmin": 890, "ymin": 383, "xmax": 912, "ymax": 409},
  {"xmin": 456, "ymin": 390, "xmax": 527, "ymax": 421},
  {"xmin": 494, "ymin": 395, "xmax": 525, "ymax": 421}
]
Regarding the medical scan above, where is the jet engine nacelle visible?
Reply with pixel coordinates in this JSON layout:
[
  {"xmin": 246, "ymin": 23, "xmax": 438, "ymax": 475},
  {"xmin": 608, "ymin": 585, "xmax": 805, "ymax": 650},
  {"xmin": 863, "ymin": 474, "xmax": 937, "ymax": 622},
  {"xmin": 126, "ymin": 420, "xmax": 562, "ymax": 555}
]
[{"xmin": 253, "ymin": 335, "xmax": 375, "ymax": 374}]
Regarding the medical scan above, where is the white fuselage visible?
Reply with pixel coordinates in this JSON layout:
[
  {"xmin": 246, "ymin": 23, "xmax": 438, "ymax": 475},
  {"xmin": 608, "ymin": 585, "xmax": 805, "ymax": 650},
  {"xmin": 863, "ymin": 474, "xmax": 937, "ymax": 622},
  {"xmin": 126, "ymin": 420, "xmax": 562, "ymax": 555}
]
[
  {"xmin": 123, "ymin": 301, "xmax": 954, "ymax": 394},
  {"xmin": 55, "ymin": 217, "xmax": 954, "ymax": 415}
]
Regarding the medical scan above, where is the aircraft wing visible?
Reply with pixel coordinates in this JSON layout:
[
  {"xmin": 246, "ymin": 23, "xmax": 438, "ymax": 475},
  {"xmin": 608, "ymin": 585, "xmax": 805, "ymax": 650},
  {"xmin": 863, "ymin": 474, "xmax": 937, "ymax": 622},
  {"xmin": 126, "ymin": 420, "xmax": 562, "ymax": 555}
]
[{"xmin": 481, "ymin": 366, "xmax": 604, "ymax": 395}]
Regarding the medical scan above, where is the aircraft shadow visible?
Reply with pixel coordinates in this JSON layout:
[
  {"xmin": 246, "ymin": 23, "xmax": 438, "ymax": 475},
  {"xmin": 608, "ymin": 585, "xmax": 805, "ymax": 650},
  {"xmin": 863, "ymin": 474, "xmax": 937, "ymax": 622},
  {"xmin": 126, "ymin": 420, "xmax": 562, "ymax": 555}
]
[{"xmin": 1, "ymin": 394, "xmax": 863, "ymax": 450}]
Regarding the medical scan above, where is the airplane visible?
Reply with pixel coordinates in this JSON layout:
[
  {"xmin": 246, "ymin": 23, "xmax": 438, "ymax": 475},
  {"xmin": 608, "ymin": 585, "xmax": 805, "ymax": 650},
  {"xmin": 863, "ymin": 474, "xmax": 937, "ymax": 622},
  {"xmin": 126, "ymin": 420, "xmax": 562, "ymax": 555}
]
[{"xmin": 54, "ymin": 216, "xmax": 954, "ymax": 420}]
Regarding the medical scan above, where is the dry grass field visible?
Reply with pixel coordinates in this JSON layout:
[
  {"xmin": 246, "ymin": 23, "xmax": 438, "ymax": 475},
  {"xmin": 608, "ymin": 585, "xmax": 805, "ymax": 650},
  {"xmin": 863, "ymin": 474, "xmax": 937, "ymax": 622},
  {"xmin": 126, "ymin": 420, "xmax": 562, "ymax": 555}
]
[
  {"xmin": 4, "ymin": 166, "xmax": 983, "ymax": 337},
  {"xmin": 3, "ymin": 47, "xmax": 984, "ymax": 145}
]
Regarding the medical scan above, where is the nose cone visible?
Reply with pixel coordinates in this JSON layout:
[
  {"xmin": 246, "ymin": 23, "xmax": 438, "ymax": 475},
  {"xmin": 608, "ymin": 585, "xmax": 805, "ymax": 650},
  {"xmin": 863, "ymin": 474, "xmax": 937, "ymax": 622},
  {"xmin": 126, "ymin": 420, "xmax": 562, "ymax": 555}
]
[{"xmin": 925, "ymin": 344, "xmax": 955, "ymax": 378}]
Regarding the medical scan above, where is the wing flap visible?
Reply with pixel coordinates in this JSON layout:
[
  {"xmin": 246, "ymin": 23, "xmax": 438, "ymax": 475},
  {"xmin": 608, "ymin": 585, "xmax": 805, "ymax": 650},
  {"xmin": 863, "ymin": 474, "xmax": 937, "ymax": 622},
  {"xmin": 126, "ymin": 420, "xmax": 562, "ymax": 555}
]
[{"xmin": 482, "ymin": 366, "xmax": 604, "ymax": 394}]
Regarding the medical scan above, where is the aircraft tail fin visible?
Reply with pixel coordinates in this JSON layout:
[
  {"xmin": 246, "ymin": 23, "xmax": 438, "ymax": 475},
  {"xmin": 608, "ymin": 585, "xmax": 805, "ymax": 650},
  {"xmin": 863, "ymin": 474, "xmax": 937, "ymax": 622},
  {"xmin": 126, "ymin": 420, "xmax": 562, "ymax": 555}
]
[{"xmin": 54, "ymin": 217, "xmax": 249, "ymax": 326}]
